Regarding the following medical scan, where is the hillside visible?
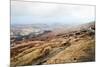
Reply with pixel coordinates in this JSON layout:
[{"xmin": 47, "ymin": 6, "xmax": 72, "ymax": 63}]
[{"xmin": 10, "ymin": 22, "xmax": 95, "ymax": 67}]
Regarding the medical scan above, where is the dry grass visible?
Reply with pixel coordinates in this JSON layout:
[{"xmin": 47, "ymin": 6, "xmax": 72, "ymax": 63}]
[{"xmin": 11, "ymin": 23, "xmax": 95, "ymax": 66}]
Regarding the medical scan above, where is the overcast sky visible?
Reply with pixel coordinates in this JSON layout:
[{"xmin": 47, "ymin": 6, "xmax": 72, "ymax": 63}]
[{"xmin": 11, "ymin": 0, "xmax": 95, "ymax": 24}]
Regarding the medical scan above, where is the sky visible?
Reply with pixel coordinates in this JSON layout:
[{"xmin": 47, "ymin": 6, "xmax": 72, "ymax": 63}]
[{"xmin": 11, "ymin": 0, "xmax": 95, "ymax": 25}]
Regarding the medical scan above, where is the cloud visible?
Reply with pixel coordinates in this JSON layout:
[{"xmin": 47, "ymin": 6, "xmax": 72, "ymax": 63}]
[{"xmin": 11, "ymin": 1, "xmax": 95, "ymax": 24}]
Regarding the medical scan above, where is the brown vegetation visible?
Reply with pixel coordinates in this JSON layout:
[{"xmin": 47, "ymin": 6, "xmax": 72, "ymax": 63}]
[{"xmin": 11, "ymin": 22, "xmax": 95, "ymax": 67}]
